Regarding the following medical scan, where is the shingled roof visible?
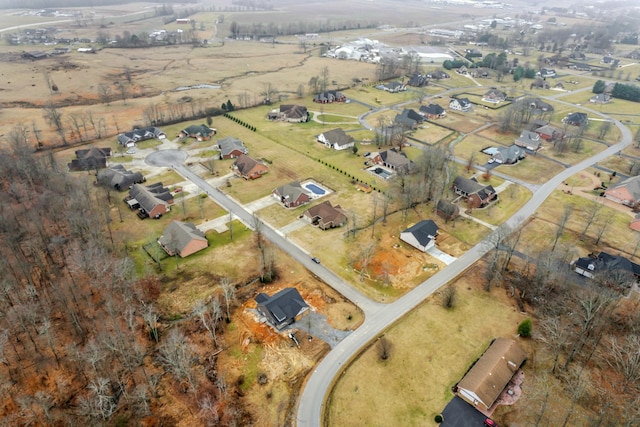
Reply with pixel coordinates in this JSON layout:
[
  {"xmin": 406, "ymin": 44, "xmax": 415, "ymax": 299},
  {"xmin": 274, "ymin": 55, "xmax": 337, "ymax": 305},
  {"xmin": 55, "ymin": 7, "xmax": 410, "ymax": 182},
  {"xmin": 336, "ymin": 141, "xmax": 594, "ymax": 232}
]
[
  {"xmin": 158, "ymin": 221, "xmax": 208, "ymax": 257},
  {"xmin": 96, "ymin": 164, "xmax": 144, "ymax": 191},
  {"xmin": 303, "ymin": 200, "xmax": 347, "ymax": 229},
  {"xmin": 255, "ymin": 288, "xmax": 309, "ymax": 330}
]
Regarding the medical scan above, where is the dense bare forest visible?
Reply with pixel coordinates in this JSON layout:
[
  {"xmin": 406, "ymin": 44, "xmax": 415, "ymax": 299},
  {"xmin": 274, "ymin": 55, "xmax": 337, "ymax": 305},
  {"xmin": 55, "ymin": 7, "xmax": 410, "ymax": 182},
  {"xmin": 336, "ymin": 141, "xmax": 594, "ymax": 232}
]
[{"xmin": 0, "ymin": 126, "xmax": 247, "ymax": 426}]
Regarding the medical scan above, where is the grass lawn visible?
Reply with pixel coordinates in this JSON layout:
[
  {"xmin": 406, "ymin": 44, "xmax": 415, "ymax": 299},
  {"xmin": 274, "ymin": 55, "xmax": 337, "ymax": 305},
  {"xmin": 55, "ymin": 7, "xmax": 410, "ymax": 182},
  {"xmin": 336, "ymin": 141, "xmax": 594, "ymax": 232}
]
[
  {"xmin": 540, "ymin": 138, "xmax": 607, "ymax": 165},
  {"xmin": 495, "ymin": 156, "xmax": 565, "ymax": 184},
  {"xmin": 348, "ymin": 85, "xmax": 417, "ymax": 107},
  {"xmin": 411, "ymin": 123, "xmax": 457, "ymax": 145},
  {"xmin": 597, "ymin": 154, "xmax": 634, "ymax": 176},
  {"xmin": 326, "ymin": 267, "xmax": 526, "ymax": 426},
  {"xmin": 145, "ymin": 170, "xmax": 186, "ymax": 186},
  {"xmin": 315, "ymin": 114, "xmax": 359, "ymax": 123},
  {"xmin": 453, "ymin": 133, "xmax": 498, "ymax": 164},
  {"xmin": 469, "ymin": 183, "xmax": 532, "ymax": 226}
]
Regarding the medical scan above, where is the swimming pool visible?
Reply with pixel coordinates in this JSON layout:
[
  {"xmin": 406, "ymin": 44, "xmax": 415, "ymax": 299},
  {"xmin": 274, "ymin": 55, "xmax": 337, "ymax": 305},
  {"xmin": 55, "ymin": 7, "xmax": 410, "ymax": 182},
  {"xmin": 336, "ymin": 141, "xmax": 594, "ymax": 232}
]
[
  {"xmin": 304, "ymin": 183, "xmax": 326, "ymax": 195},
  {"xmin": 368, "ymin": 166, "xmax": 393, "ymax": 180}
]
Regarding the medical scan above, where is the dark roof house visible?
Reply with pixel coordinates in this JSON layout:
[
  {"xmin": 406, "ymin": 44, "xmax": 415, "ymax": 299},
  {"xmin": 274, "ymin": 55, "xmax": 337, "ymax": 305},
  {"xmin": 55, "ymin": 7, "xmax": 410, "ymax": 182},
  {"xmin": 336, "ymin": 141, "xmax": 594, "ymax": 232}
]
[
  {"xmin": 394, "ymin": 109, "xmax": 423, "ymax": 129},
  {"xmin": 419, "ymin": 103, "xmax": 446, "ymax": 119},
  {"xmin": 267, "ymin": 105, "xmax": 309, "ymax": 122},
  {"xmin": 303, "ymin": 201, "xmax": 347, "ymax": 230},
  {"xmin": 313, "ymin": 90, "xmax": 346, "ymax": 103},
  {"xmin": 450, "ymin": 97, "xmax": 472, "ymax": 112},
  {"xmin": 492, "ymin": 145, "xmax": 526, "ymax": 164},
  {"xmin": 453, "ymin": 176, "xmax": 497, "ymax": 208},
  {"xmin": 158, "ymin": 220, "xmax": 208, "ymax": 258},
  {"xmin": 400, "ymin": 220, "xmax": 439, "ymax": 252},
  {"xmin": 97, "ymin": 165, "xmax": 145, "ymax": 191},
  {"xmin": 118, "ymin": 127, "xmax": 166, "ymax": 146},
  {"xmin": 563, "ymin": 112, "xmax": 588, "ymax": 126},
  {"xmin": 255, "ymin": 288, "xmax": 309, "ymax": 330},
  {"xmin": 128, "ymin": 182, "xmax": 173, "ymax": 218},
  {"xmin": 376, "ymin": 81, "xmax": 406, "ymax": 92},
  {"xmin": 179, "ymin": 124, "xmax": 216, "ymax": 141},
  {"xmin": 68, "ymin": 147, "xmax": 112, "ymax": 171},
  {"xmin": 574, "ymin": 252, "xmax": 640, "ymax": 282}
]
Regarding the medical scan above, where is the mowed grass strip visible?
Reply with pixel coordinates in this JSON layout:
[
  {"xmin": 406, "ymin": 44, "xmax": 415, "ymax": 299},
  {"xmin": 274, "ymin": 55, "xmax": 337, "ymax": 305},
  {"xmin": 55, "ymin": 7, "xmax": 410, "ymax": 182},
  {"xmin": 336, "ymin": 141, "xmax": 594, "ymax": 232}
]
[{"xmin": 326, "ymin": 270, "xmax": 525, "ymax": 426}]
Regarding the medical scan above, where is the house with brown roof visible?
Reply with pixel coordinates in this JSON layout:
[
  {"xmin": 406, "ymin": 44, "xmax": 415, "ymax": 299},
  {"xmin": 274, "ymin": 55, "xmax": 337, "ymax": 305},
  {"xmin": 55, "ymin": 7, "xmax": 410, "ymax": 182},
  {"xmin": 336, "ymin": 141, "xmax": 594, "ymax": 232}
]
[
  {"xmin": 158, "ymin": 220, "xmax": 208, "ymax": 257},
  {"xmin": 303, "ymin": 201, "xmax": 347, "ymax": 230},
  {"xmin": 273, "ymin": 181, "xmax": 311, "ymax": 208},
  {"xmin": 604, "ymin": 175, "xmax": 640, "ymax": 207},
  {"xmin": 535, "ymin": 125, "xmax": 563, "ymax": 142},
  {"xmin": 436, "ymin": 199, "xmax": 460, "ymax": 222},
  {"xmin": 68, "ymin": 147, "xmax": 112, "ymax": 171},
  {"xmin": 456, "ymin": 338, "xmax": 526, "ymax": 413},
  {"xmin": 453, "ymin": 176, "xmax": 497, "ymax": 208},
  {"xmin": 371, "ymin": 148, "xmax": 414, "ymax": 174},
  {"xmin": 482, "ymin": 88, "xmax": 507, "ymax": 103},
  {"xmin": 233, "ymin": 154, "xmax": 268, "ymax": 180},
  {"xmin": 266, "ymin": 105, "xmax": 309, "ymax": 122},
  {"xmin": 317, "ymin": 128, "xmax": 355, "ymax": 151}
]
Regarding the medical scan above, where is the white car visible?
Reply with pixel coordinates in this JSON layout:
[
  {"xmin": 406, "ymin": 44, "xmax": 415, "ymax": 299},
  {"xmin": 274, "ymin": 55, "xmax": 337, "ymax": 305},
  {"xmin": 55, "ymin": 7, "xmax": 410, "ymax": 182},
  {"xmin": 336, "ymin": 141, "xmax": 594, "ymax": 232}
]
[{"xmin": 126, "ymin": 149, "xmax": 137, "ymax": 154}]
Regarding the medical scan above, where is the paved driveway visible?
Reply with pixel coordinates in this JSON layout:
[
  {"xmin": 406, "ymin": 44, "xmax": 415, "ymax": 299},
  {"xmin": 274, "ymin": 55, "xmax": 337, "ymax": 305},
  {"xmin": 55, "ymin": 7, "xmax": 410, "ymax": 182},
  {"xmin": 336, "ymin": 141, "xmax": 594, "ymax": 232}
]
[
  {"xmin": 427, "ymin": 246, "xmax": 458, "ymax": 265},
  {"xmin": 441, "ymin": 396, "xmax": 490, "ymax": 427}
]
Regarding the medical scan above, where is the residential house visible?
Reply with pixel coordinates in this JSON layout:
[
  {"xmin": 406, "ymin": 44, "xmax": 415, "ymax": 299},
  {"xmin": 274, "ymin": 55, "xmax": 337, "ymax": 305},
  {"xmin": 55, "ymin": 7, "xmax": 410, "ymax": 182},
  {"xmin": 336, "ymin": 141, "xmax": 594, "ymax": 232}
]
[
  {"xmin": 492, "ymin": 145, "xmax": 526, "ymax": 164},
  {"xmin": 470, "ymin": 68, "xmax": 491, "ymax": 79},
  {"xmin": 538, "ymin": 67, "xmax": 557, "ymax": 78},
  {"xmin": 453, "ymin": 176, "xmax": 497, "ymax": 208},
  {"xmin": 68, "ymin": 147, "xmax": 112, "ymax": 171},
  {"xmin": 313, "ymin": 90, "xmax": 346, "ymax": 103},
  {"xmin": 571, "ymin": 63, "xmax": 591, "ymax": 71},
  {"xmin": 456, "ymin": 65, "xmax": 468, "ymax": 75},
  {"xmin": 158, "ymin": 220, "xmax": 208, "ymax": 257},
  {"xmin": 590, "ymin": 93, "xmax": 611, "ymax": 104},
  {"xmin": 179, "ymin": 124, "xmax": 216, "ymax": 141},
  {"xmin": 456, "ymin": 338, "xmax": 526, "ymax": 413},
  {"xmin": 400, "ymin": 220, "xmax": 439, "ymax": 252},
  {"xmin": 118, "ymin": 127, "xmax": 166, "ymax": 147},
  {"xmin": 394, "ymin": 109, "xmax": 423, "ymax": 129},
  {"xmin": 216, "ymin": 136, "xmax": 248, "ymax": 159},
  {"xmin": 450, "ymin": 97, "xmax": 472, "ymax": 112},
  {"xmin": 371, "ymin": 148, "xmax": 414, "ymax": 174},
  {"xmin": 303, "ymin": 201, "xmax": 347, "ymax": 230},
  {"xmin": 630, "ymin": 214, "xmax": 640, "ymax": 232},
  {"xmin": 535, "ymin": 125, "xmax": 563, "ymax": 142},
  {"xmin": 553, "ymin": 81, "xmax": 565, "ymax": 90},
  {"xmin": 436, "ymin": 199, "xmax": 460, "ymax": 221},
  {"xmin": 530, "ymin": 78, "xmax": 550, "ymax": 90},
  {"xmin": 482, "ymin": 88, "xmax": 507, "ymax": 103},
  {"xmin": 601, "ymin": 56, "xmax": 620, "ymax": 67},
  {"xmin": 426, "ymin": 70, "xmax": 449, "ymax": 80},
  {"xmin": 376, "ymin": 81, "xmax": 406, "ymax": 93},
  {"xmin": 233, "ymin": 154, "xmax": 268, "ymax": 180},
  {"xmin": 574, "ymin": 252, "xmax": 640, "ymax": 283},
  {"xmin": 526, "ymin": 98, "xmax": 554, "ymax": 113},
  {"xmin": 273, "ymin": 181, "xmax": 311, "ymax": 208},
  {"xmin": 419, "ymin": 103, "xmax": 446, "ymax": 119},
  {"xmin": 96, "ymin": 165, "xmax": 145, "ymax": 191},
  {"xmin": 604, "ymin": 175, "xmax": 640, "ymax": 207},
  {"xmin": 266, "ymin": 105, "xmax": 309, "ymax": 122},
  {"xmin": 563, "ymin": 112, "xmax": 588, "ymax": 126},
  {"xmin": 255, "ymin": 288, "xmax": 309, "ymax": 330},
  {"xmin": 317, "ymin": 128, "xmax": 355, "ymax": 151},
  {"xmin": 128, "ymin": 182, "xmax": 174, "ymax": 218},
  {"xmin": 515, "ymin": 130, "xmax": 542, "ymax": 151},
  {"xmin": 407, "ymin": 73, "xmax": 429, "ymax": 87}
]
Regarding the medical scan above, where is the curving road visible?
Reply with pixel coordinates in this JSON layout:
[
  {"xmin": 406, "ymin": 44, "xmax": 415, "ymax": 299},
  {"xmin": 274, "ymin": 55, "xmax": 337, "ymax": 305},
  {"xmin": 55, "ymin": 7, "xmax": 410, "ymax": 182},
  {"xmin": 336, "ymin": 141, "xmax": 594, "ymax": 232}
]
[{"xmin": 295, "ymin": 114, "xmax": 632, "ymax": 424}]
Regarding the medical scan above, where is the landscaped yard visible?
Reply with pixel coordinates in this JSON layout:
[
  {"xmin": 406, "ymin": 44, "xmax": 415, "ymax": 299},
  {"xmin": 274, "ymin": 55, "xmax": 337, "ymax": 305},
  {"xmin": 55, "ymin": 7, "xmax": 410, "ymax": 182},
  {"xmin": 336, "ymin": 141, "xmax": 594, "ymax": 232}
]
[{"xmin": 469, "ymin": 183, "xmax": 532, "ymax": 226}]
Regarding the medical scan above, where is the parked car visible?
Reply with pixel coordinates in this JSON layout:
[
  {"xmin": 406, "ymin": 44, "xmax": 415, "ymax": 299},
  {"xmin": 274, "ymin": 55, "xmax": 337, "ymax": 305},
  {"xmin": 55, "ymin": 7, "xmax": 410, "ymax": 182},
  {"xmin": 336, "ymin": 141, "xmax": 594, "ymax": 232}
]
[
  {"xmin": 484, "ymin": 418, "xmax": 498, "ymax": 427},
  {"xmin": 311, "ymin": 257, "xmax": 321, "ymax": 264}
]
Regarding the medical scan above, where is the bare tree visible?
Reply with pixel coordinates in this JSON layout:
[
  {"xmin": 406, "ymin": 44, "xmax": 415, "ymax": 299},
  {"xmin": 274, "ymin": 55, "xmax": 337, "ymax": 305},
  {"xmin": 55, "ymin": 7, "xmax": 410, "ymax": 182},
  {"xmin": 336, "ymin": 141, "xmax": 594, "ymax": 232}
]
[
  {"xmin": 193, "ymin": 299, "xmax": 221, "ymax": 347},
  {"xmin": 320, "ymin": 66, "xmax": 330, "ymax": 92},
  {"xmin": 580, "ymin": 199, "xmax": 603, "ymax": 240},
  {"xmin": 355, "ymin": 242, "xmax": 376, "ymax": 282},
  {"xmin": 97, "ymin": 83, "xmax": 112, "ymax": 104},
  {"xmin": 156, "ymin": 329, "xmax": 195, "ymax": 391},
  {"xmin": 594, "ymin": 213, "xmax": 615, "ymax": 245},
  {"xmin": 606, "ymin": 334, "xmax": 640, "ymax": 389},
  {"xmin": 42, "ymin": 102, "xmax": 66, "ymax": 145},
  {"xmin": 376, "ymin": 336, "xmax": 392, "ymax": 361},
  {"xmin": 540, "ymin": 317, "xmax": 569, "ymax": 374},
  {"xmin": 220, "ymin": 278, "xmax": 235, "ymax": 322},
  {"xmin": 260, "ymin": 82, "xmax": 278, "ymax": 102},
  {"xmin": 552, "ymin": 205, "xmax": 573, "ymax": 252}
]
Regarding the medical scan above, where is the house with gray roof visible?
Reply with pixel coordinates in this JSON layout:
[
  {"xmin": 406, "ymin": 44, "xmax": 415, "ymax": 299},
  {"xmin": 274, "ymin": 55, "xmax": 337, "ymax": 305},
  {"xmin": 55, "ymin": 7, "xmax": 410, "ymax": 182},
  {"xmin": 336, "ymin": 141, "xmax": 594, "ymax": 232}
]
[
  {"xmin": 216, "ymin": 136, "xmax": 248, "ymax": 159},
  {"xmin": 313, "ymin": 90, "xmax": 346, "ymax": 103},
  {"xmin": 273, "ymin": 181, "xmax": 311, "ymax": 208},
  {"xmin": 482, "ymin": 88, "xmax": 507, "ymax": 103},
  {"xmin": 400, "ymin": 220, "xmax": 439, "ymax": 252},
  {"xmin": 450, "ymin": 97, "xmax": 472, "ymax": 112},
  {"xmin": 376, "ymin": 81, "xmax": 406, "ymax": 92},
  {"xmin": 267, "ymin": 105, "xmax": 309, "ymax": 122},
  {"xmin": 255, "ymin": 288, "xmax": 309, "ymax": 330},
  {"xmin": 179, "ymin": 124, "xmax": 216, "ymax": 141},
  {"xmin": 563, "ymin": 112, "xmax": 588, "ymax": 126},
  {"xmin": 118, "ymin": 127, "xmax": 166, "ymax": 147},
  {"xmin": 371, "ymin": 148, "xmax": 414, "ymax": 174},
  {"xmin": 419, "ymin": 103, "xmax": 446, "ymax": 119},
  {"xmin": 515, "ymin": 130, "xmax": 542, "ymax": 151},
  {"xmin": 317, "ymin": 128, "xmax": 355, "ymax": 151},
  {"xmin": 492, "ymin": 145, "xmax": 526, "ymax": 164},
  {"xmin": 158, "ymin": 220, "xmax": 208, "ymax": 258},
  {"xmin": 574, "ymin": 251, "xmax": 640, "ymax": 283},
  {"xmin": 128, "ymin": 182, "xmax": 174, "ymax": 218},
  {"xmin": 394, "ymin": 108, "xmax": 423, "ymax": 129},
  {"xmin": 590, "ymin": 93, "xmax": 611, "ymax": 104},
  {"xmin": 97, "ymin": 164, "xmax": 145, "ymax": 191},
  {"xmin": 453, "ymin": 176, "xmax": 497, "ymax": 208}
]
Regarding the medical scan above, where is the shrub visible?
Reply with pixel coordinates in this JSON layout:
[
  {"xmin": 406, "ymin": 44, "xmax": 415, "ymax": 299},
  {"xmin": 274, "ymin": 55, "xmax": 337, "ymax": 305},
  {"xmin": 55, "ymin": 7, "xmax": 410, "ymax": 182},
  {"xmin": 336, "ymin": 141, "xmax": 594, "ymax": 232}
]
[
  {"xmin": 434, "ymin": 414, "xmax": 444, "ymax": 423},
  {"xmin": 440, "ymin": 286, "xmax": 457, "ymax": 309},
  {"xmin": 518, "ymin": 319, "xmax": 532, "ymax": 337},
  {"xmin": 377, "ymin": 336, "xmax": 392, "ymax": 361}
]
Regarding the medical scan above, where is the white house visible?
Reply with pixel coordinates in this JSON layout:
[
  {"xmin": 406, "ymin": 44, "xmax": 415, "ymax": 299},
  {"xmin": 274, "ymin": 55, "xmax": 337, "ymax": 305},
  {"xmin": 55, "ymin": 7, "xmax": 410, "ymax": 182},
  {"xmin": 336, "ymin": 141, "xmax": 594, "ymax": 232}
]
[{"xmin": 400, "ymin": 220, "xmax": 439, "ymax": 252}]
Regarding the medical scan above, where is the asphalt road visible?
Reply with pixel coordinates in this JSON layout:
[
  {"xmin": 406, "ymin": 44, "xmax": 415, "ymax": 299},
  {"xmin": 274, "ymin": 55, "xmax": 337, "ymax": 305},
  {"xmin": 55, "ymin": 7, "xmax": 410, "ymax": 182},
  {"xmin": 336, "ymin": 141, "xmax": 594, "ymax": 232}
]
[{"xmin": 294, "ymin": 120, "xmax": 632, "ymax": 425}]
